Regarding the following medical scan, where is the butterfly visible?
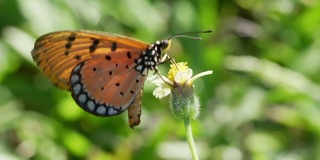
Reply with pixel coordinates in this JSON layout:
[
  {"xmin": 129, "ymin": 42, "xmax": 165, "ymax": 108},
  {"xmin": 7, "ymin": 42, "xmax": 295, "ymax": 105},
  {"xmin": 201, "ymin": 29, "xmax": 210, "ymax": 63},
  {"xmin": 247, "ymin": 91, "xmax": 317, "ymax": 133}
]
[{"xmin": 31, "ymin": 30, "xmax": 211, "ymax": 128}]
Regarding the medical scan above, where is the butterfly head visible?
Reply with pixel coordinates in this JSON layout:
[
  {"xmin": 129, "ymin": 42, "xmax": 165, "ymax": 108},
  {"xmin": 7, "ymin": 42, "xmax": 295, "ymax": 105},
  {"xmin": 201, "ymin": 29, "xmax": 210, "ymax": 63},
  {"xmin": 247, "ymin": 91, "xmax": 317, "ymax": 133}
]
[
  {"xmin": 159, "ymin": 39, "xmax": 171, "ymax": 53},
  {"xmin": 160, "ymin": 30, "xmax": 212, "ymax": 56},
  {"xmin": 136, "ymin": 30, "xmax": 212, "ymax": 73}
]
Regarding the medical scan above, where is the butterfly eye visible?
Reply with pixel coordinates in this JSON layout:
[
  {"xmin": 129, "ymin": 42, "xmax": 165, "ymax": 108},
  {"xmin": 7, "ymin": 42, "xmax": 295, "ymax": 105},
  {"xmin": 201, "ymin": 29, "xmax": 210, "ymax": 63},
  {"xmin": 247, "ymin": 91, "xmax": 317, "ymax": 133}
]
[{"xmin": 161, "ymin": 39, "xmax": 171, "ymax": 53}]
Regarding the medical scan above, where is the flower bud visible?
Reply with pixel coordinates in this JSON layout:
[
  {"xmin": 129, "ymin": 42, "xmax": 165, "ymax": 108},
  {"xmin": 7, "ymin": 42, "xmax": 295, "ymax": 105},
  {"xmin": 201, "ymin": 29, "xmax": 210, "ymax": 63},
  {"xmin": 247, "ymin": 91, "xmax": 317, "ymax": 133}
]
[{"xmin": 170, "ymin": 83, "xmax": 200, "ymax": 120}]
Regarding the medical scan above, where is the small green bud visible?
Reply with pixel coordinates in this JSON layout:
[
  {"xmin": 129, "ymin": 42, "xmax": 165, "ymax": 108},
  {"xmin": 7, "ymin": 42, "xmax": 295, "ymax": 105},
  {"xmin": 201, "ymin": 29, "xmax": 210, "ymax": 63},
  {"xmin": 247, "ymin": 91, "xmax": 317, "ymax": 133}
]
[{"xmin": 170, "ymin": 83, "xmax": 200, "ymax": 120}]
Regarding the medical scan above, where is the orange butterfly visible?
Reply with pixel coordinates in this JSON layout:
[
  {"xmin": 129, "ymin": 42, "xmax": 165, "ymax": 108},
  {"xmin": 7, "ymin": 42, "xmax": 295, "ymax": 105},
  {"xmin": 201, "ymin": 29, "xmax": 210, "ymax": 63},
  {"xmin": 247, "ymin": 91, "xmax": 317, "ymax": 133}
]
[{"xmin": 31, "ymin": 30, "xmax": 211, "ymax": 128}]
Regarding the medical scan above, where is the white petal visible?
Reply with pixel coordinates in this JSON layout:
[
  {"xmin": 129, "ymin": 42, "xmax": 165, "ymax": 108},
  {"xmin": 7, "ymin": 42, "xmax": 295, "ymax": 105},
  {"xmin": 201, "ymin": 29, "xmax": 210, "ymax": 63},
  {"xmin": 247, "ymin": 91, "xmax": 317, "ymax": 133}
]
[
  {"xmin": 153, "ymin": 87, "xmax": 171, "ymax": 99},
  {"xmin": 160, "ymin": 76, "xmax": 174, "ymax": 86},
  {"xmin": 174, "ymin": 68, "xmax": 193, "ymax": 83},
  {"xmin": 149, "ymin": 75, "xmax": 173, "ymax": 87},
  {"xmin": 187, "ymin": 70, "xmax": 213, "ymax": 84},
  {"xmin": 148, "ymin": 75, "xmax": 159, "ymax": 82}
]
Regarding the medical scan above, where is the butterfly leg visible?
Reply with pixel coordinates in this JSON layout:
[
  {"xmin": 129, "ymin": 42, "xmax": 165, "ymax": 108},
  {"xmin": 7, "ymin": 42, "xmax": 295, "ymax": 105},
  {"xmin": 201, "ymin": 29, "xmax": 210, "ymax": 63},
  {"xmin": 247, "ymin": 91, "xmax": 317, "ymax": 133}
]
[
  {"xmin": 159, "ymin": 53, "xmax": 176, "ymax": 65},
  {"xmin": 128, "ymin": 89, "xmax": 143, "ymax": 128}
]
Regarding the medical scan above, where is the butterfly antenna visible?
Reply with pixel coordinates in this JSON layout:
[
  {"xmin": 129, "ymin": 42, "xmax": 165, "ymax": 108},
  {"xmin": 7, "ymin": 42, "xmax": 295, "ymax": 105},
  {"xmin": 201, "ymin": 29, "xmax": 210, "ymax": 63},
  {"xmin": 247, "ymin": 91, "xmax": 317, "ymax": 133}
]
[
  {"xmin": 167, "ymin": 30, "xmax": 212, "ymax": 40},
  {"xmin": 167, "ymin": 54, "xmax": 178, "ymax": 69},
  {"xmin": 156, "ymin": 30, "xmax": 211, "ymax": 86}
]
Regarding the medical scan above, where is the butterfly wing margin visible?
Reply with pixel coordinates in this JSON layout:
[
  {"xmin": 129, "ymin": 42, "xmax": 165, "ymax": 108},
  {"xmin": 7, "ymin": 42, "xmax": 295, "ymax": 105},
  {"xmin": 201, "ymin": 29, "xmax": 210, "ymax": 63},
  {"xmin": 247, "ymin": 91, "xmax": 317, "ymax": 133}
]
[{"xmin": 31, "ymin": 30, "xmax": 149, "ymax": 90}]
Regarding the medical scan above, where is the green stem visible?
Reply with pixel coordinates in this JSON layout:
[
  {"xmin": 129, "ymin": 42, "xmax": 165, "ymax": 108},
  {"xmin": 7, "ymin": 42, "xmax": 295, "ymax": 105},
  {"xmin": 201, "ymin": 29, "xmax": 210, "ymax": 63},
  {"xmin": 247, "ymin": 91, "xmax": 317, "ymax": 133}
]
[{"xmin": 184, "ymin": 116, "xmax": 199, "ymax": 160}]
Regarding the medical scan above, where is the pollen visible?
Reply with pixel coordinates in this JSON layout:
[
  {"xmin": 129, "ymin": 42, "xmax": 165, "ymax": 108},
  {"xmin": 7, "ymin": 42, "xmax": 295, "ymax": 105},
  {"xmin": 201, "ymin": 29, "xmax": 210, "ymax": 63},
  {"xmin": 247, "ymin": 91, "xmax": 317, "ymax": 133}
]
[{"xmin": 167, "ymin": 62, "xmax": 189, "ymax": 81}]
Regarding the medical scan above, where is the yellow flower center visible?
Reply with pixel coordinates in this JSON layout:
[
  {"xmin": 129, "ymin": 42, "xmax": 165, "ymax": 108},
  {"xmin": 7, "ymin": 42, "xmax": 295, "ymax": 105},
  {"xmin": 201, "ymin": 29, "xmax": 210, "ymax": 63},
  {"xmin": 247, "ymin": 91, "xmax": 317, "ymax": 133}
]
[{"xmin": 167, "ymin": 62, "xmax": 189, "ymax": 81}]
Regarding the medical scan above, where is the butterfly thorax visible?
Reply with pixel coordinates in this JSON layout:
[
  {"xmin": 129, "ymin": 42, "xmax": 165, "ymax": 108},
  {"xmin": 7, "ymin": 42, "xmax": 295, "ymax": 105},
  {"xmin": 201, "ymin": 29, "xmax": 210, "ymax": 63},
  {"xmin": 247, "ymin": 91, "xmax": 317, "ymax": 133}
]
[{"xmin": 134, "ymin": 40, "xmax": 169, "ymax": 74}]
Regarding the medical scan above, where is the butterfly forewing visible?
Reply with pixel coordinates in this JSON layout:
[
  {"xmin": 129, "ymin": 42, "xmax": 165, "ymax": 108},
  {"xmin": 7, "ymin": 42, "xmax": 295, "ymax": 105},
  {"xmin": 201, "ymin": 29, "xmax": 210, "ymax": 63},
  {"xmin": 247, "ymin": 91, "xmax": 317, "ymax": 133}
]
[{"xmin": 31, "ymin": 30, "xmax": 149, "ymax": 90}]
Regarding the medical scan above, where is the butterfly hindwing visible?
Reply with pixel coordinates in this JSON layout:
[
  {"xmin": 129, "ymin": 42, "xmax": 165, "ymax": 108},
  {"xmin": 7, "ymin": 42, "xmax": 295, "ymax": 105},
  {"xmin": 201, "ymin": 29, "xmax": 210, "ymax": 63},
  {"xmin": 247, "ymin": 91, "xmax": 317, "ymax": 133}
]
[{"xmin": 69, "ymin": 51, "xmax": 147, "ymax": 117}]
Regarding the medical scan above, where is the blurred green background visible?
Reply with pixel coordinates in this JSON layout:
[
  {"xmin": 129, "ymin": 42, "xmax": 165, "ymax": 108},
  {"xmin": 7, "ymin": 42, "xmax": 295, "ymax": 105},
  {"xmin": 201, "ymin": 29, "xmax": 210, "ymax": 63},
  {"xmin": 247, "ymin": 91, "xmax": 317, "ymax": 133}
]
[{"xmin": 1, "ymin": 0, "xmax": 320, "ymax": 159}]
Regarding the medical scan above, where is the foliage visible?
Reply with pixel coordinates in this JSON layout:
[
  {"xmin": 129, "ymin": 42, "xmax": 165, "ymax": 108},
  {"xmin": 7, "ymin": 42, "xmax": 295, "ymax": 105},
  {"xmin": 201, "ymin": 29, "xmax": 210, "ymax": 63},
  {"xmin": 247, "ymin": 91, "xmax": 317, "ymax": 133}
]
[{"xmin": 1, "ymin": 0, "xmax": 320, "ymax": 159}]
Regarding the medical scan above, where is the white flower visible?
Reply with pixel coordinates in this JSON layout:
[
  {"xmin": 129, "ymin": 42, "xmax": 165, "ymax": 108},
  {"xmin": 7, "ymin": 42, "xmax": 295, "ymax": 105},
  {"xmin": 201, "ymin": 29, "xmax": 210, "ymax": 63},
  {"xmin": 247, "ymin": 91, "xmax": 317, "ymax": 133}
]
[
  {"xmin": 150, "ymin": 75, "xmax": 172, "ymax": 99},
  {"xmin": 150, "ymin": 62, "xmax": 213, "ymax": 99}
]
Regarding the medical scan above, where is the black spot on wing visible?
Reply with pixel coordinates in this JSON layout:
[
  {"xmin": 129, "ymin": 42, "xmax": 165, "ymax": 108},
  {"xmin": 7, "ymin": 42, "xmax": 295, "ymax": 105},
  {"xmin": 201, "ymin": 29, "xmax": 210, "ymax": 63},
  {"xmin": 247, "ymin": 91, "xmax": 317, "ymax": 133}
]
[
  {"xmin": 105, "ymin": 55, "xmax": 112, "ymax": 61},
  {"xmin": 65, "ymin": 42, "xmax": 72, "ymax": 49},
  {"xmin": 74, "ymin": 55, "xmax": 81, "ymax": 60},
  {"xmin": 111, "ymin": 42, "xmax": 117, "ymax": 52},
  {"xmin": 89, "ymin": 39, "xmax": 100, "ymax": 53},
  {"xmin": 68, "ymin": 35, "xmax": 76, "ymax": 41},
  {"xmin": 127, "ymin": 51, "xmax": 131, "ymax": 59}
]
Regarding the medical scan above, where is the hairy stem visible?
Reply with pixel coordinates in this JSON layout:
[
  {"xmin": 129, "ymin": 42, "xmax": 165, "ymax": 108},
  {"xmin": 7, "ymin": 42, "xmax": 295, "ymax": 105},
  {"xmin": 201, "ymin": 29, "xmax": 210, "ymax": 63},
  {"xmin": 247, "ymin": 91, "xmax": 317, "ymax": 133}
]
[{"xmin": 184, "ymin": 116, "xmax": 199, "ymax": 160}]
